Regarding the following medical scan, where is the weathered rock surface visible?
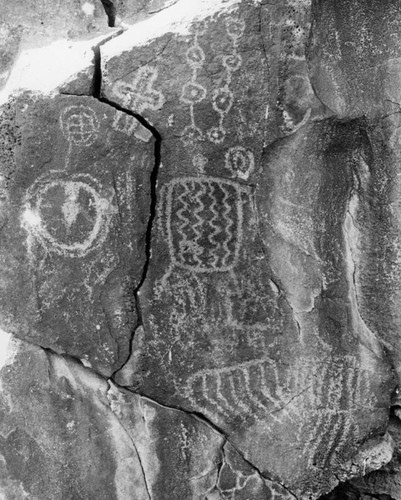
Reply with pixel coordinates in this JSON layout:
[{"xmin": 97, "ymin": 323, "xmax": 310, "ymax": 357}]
[
  {"xmin": 308, "ymin": 0, "xmax": 401, "ymax": 120},
  {"xmin": 0, "ymin": 330, "xmax": 228, "ymax": 499},
  {"xmin": 348, "ymin": 416, "xmax": 401, "ymax": 500},
  {"xmin": 309, "ymin": 0, "xmax": 401, "ymax": 398},
  {"xmin": 0, "ymin": 0, "xmax": 110, "ymax": 48},
  {"xmin": 100, "ymin": 0, "xmax": 181, "ymax": 27},
  {"xmin": 0, "ymin": 94, "xmax": 154, "ymax": 376},
  {"xmin": 0, "ymin": 0, "xmax": 115, "ymax": 94},
  {"xmin": 99, "ymin": 0, "xmax": 395, "ymax": 497},
  {"xmin": 0, "ymin": 0, "xmax": 400, "ymax": 498}
]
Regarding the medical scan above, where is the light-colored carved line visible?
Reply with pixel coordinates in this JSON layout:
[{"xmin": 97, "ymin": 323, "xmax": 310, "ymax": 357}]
[
  {"xmin": 191, "ymin": 179, "xmax": 207, "ymax": 267},
  {"xmin": 304, "ymin": 364, "xmax": 330, "ymax": 467},
  {"xmin": 258, "ymin": 363, "xmax": 283, "ymax": 412},
  {"xmin": 220, "ymin": 184, "xmax": 235, "ymax": 268},
  {"xmin": 175, "ymin": 183, "xmax": 191, "ymax": 239},
  {"xmin": 307, "ymin": 412, "xmax": 337, "ymax": 468},
  {"xmin": 344, "ymin": 365, "xmax": 358, "ymax": 410},
  {"xmin": 271, "ymin": 364, "xmax": 292, "ymax": 404},
  {"xmin": 167, "ymin": 176, "xmax": 243, "ymax": 192},
  {"xmin": 234, "ymin": 186, "xmax": 243, "ymax": 268},
  {"xmin": 208, "ymin": 181, "xmax": 223, "ymax": 269},
  {"xmin": 165, "ymin": 182, "xmax": 180, "ymax": 269},
  {"xmin": 320, "ymin": 412, "xmax": 344, "ymax": 466},
  {"xmin": 331, "ymin": 413, "xmax": 354, "ymax": 465},
  {"xmin": 215, "ymin": 373, "xmax": 238, "ymax": 416},
  {"xmin": 165, "ymin": 176, "xmax": 244, "ymax": 273},
  {"xmin": 188, "ymin": 374, "xmax": 232, "ymax": 421},
  {"xmin": 344, "ymin": 367, "xmax": 363, "ymax": 445},
  {"xmin": 24, "ymin": 174, "xmax": 115, "ymax": 258},
  {"xmin": 313, "ymin": 363, "xmax": 329, "ymax": 403},
  {"xmin": 129, "ymin": 66, "xmax": 165, "ymax": 113},
  {"xmin": 185, "ymin": 356, "xmax": 275, "ymax": 387},
  {"xmin": 201, "ymin": 373, "xmax": 232, "ymax": 420},
  {"xmin": 242, "ymin": 365, "xmax": 280, "ymax": 425},
  {"xmin": 60, "ymin": 105, "xmax": 99, "ymax": 147},
  {"xmin": 327, "ymin": 363, "xmax": 344, "ymax": 411},
  {"xmin": 307, "ymin": 362, "xmax": 350, "ymax": 467},
  {"xmin": 173, "ymin": 182, "xmax": 194, "ymax": 267},
  {"xmin": 239, "ymin": 367, "xmax": 266, "ymax": 411},
  {"xmin": 356, "ymin": 369, "xmax": 374, "ymax": 409},
  {"xmin": 353, "ymin": 367, "xmax": 362, "ymax": 406},
  {"xmin": 227, "ymin": 371, "xmax": 251, "ymax": 416}
]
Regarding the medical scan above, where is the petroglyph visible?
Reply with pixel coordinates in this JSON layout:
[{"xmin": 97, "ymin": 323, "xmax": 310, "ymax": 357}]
[
  {"xmin": 60, "ymin": 105, "xmax": 100, "ymax": 147},
  {"xmin": 304, "ymin": 359, "xmax": 375, "ymax": 469},
  {"xmin": 180, "ymin": 15, "xmax": 244, "ymax": 144},
  {"xmin": 266, "ymin": 482, "xmax": 296, "ymax": 500},
  {"xmin": 113, "ymin": 66, "xmax": 165, "ymax": 114},
  {"xmin": 225, "ymin": 146, "xmax": 255, "ymax": 180},
  {"xmin": 164, "ymin": 176, "xmax": 246, "ymax": 273},
  {"xmin": 182, "ymin": 357, "xmax": 294, "ymax": 423},
  {"xmin": 22, "ymin": 172, "xmax": 117, "ymax": 258},
  {"xmin": 112, "ymin": 109, "xmax": 139, "ymax": 136},
  {"xmin": 217, "ymin": 459, "xmax": 295, "ymax": 500},
  {"xmin": 181, "ymin": 355, "xmax": 374, "ymax": 467},
  {"xmin": 207, "ymin": 16, "xmax": 245, "ymax": 144},
  {"xmin": 181, "ymin": 30, "xmax": 207, "ymax": 144},
  {"xmin": 192, "ymin": 153, "xmax": 208, "ymax": 172}
]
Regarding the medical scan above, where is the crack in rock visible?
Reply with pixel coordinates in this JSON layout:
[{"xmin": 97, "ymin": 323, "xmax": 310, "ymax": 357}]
[
  {"xmin": 106, "ymin": 381, "xmax": 153, "ymax": 500},
  {"xmin": 84, "ymin": 42, "xmax": 163, "ymax": 378},
  {"xmin": 99, "ymin": 0, "xmax": 117, "ymax": 27}
]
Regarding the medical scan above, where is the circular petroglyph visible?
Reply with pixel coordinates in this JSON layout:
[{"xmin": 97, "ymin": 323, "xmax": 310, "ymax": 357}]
[
  {"xmin": 182, "ymin": 124, "xmax": 203, "ymax": 143},
  {"xmin": 60, "ymin": 105, "xmax": 100, "ymax": 147},
  {"xmin": 225, "ymin": 17, "xmax": 246, "ymax": 40},
  {"xmin": 225, "ymin": 146, "xmax": 255, "ymax": 180},
  {"xmin": 181, "ymin": 82, "xmax": 207, "ymax": 105},
  {"xmin": 22, "ymin": 172, "xmax": 117, "ymax": 257},
  {"xmin": 207, "ymin": 126, "xmax": 226, "ymax": 144},
  {"xmin": 186, "ymin": 46, "xmax": 205, "ymax": 68},
  {"xmin": 223, "ymin": 54, "xmax": 242, "ymax": 71},
  {"xmin": 212, "ymin": 88, "xmax": 233, "ymax": 114}
]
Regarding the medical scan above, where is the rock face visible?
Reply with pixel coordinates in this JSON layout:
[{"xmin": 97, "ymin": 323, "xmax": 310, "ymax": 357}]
[
  {"xmin": 0, "ymin": 0, "xmax": 112, "ymax": 92},
  {"xmin": 0, "ymin": 94, "xmax": 154, "ymax": 376},
  {"xmin": 0, "ymin": 330, "xmax": 226, "ymax": 499},
  {"xmin": 0, "ymin": 0, "xmax": 400, "ymax": 499},
  {"xmin": 100, "ymin": 0, "xmax": 393, "ymax": 496},
  {"xmin": 308, "ymin": 0, "xmax": 401, "ymax": 391}
]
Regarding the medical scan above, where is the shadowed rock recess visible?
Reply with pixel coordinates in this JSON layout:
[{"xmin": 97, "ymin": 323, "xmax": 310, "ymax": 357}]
[{"xmin": 0, "ymin": 0, "xmax": 400, "ymax": 498}]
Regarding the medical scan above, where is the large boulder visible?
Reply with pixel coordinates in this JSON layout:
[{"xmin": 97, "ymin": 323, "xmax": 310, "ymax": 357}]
[
  {"xmin": 0, "ymin": 329, "xmax": 227, "ymax": 499},
  {"xmin": 0, "ymin": 0, "xmax": 399, "ymax": 498},
  {"xmin": 98, "ymin": 0, "xmax": 395, "ymax": 497},
  {"xmin": 0, "ymin": 94, "xmax": 154, "ymax": 376}
]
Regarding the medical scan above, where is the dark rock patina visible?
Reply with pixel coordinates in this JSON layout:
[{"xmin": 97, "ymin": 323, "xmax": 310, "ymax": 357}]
[
  {"xmin": 0, "ymin": 0, "xmax": 399, "ymax": 498},
  {"xmin": 0, "ymin": 95, "xmax": 154, "ymax": 376}
]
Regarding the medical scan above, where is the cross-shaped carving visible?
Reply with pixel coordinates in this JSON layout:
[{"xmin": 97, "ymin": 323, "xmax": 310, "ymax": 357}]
[{"xmin": 114, "ymin": 66, "xmax": 165, "ymax": 114}]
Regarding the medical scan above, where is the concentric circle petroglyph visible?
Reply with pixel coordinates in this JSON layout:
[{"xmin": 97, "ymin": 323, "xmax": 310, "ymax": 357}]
[
  {"xmin": 225, "ymin": 146, "xmax": 255, "ymax": 180},
  {"xmin": 22, "ymin": 172, "xmax": 117, "ymax": 257}
]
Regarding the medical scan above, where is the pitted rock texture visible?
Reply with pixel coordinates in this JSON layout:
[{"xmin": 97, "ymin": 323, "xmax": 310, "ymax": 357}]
[
  {"xmin": 0, "ymin": 0, "xmax": 400, "ymax": 499},
  {"xmin": 308, "ymin": 0, "xmax": 401, "ymax": 119},
  {"xmin": 308, "ymin": 0, "xmax": 401, "ymax": 393},
  {"xmin": 100, "ymin": 0, "xmax": 180, "ymax": 26},
  {"xmin": 0, "ymin": 331, "xmax": 229, "ymax": 499},
  {"xmin": 322, "ymin": 416, "xmax": 401, "ymax": 500},
  {"xmin": 0, "ymin": 0, "xmax": 115, "ymax": 92},
  {"xmin": 0, "ymin": 0, "xmax": 109, "ymax": 49},
  {"xmin": 100, "ymin": 1, "xmax": 394, "ymax": 497},
  {"xmin": 0, "ymin": 94, "xmax": 154, "ymax": 376}
]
